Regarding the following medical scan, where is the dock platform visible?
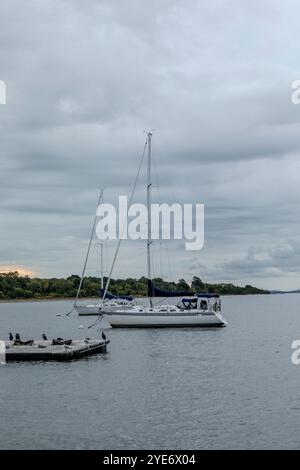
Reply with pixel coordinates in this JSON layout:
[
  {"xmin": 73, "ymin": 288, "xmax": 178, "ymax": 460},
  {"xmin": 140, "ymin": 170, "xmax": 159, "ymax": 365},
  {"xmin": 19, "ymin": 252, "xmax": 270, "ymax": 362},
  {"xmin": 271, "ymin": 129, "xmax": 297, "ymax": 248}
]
[{"xmin": 4, "ymin": 339, "xmax": 108, "ymax": 361}]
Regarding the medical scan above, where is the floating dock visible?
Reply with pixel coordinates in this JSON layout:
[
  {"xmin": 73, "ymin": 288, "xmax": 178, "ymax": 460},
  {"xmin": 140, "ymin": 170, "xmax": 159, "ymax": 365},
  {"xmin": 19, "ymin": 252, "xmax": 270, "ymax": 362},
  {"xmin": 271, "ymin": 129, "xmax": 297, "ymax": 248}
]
[{"xmin": 4, "ymin": 339, "xmax": 108, "ymax": 361}]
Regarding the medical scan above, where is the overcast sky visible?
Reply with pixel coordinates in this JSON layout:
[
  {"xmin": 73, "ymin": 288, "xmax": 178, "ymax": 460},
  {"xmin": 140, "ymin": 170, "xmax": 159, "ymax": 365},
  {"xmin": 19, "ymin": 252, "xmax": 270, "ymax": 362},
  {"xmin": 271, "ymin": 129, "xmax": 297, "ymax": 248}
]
[{"xmin": 1, "ymin": 0, "xmax": 300, "ymax": 289}]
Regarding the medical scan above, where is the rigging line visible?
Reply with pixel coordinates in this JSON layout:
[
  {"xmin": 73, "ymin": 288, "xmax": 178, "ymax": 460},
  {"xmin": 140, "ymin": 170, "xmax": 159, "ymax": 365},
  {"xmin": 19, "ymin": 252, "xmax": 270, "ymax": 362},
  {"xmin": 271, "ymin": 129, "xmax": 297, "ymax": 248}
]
[
  {"xmin": 153, "ymin": 143, "xmax": 174, "ymax": 284},
  {"xmin": 151, "ymin": 141, "xmax": 167, "ymax": 290},
  {"xmin": 88, "ymin": 140, "xmax": 148, "ymax": 329},
  {"xmin": 151, "ymin": 142, "xmax": 163, "ymax": 281},
  {"xmin": 151, "ymin": 142, "xmax": 175, "ymax": 301},
  {"xmin": 66, "ymin": 188, "xmax": 104, "ymax": 316}
]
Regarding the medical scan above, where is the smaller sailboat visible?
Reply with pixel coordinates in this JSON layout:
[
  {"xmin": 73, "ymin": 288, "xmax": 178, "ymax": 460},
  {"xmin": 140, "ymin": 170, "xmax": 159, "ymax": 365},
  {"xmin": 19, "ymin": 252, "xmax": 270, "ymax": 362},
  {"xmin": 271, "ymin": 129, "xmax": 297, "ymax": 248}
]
[
  {"xmin": 74, "ymin": 189, "xmax": 135, "ymax": 316},
  {"xmin": 76, "ymin": 291, "xmax": 135, "ymax": 315},
  {"xmin": 101, "ymin": 132, "xmax": 227, "ymax": 328}
]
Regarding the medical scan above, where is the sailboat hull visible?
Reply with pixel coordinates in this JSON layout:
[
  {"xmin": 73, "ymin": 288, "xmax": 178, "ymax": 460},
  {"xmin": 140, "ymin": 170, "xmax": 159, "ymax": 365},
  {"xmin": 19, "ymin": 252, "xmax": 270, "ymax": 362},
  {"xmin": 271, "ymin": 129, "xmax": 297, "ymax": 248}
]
[
  {"xmin": 76, "ymin": 304, "xmax": 133, "ymax": 316},
  {"xmin": 76, "ymin": 305, "xmax": 101, "ymax": 315},
  {"xmin": 103, "ymin": 311, "xmax": 226, "ymax": 328}
]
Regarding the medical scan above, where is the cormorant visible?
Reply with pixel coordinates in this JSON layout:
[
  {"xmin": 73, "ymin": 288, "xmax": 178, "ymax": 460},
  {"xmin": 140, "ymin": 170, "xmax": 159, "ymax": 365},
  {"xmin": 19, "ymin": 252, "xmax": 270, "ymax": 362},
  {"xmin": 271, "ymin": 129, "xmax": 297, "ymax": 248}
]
[
  {"xmin": 9, "ymin": 332, "xmax": 13, "ymax": 341},
  {"xmin": 101, "ymin": 331, "xmax": 107, "ymax": 341},
  {"xmin": 42, "ymin": 334, "xmax": 48, "ymax": 341},
  {"xmin": 15, "ymin": 333, "xmax": 21, "ymax": 343}
]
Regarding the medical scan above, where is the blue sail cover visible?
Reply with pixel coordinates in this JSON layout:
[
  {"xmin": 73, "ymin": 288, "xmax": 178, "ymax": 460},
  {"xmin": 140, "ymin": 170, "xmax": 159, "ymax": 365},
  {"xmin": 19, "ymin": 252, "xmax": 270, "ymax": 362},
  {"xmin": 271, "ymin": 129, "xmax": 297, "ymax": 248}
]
[
  {"xmin": 100, "ymin": 289, "xmax": 133, "ymax": 301},
  {"xmin": 147, "ymin": 280, "xmax": 194, "ymax": 298},
  {"xmin": 197, "ymin": 293, "xmax": 220, "ymax": 298}
]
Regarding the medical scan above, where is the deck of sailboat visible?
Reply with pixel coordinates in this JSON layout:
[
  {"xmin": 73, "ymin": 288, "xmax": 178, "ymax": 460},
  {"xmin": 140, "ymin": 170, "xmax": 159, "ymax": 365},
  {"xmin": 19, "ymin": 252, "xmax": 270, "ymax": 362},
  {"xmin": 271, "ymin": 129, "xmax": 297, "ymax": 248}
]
[{"xmin": 103, "ymin": 307, "xmax": 219, "ymax": 315}]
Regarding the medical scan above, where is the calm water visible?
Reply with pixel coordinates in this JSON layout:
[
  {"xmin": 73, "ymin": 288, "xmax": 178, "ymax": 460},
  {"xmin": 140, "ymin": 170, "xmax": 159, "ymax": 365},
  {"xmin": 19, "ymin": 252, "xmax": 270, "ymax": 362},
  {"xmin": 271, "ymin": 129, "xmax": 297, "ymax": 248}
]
[{"xmin": 0, "ymin": 294, "xmax": 299, "ymax": 450}]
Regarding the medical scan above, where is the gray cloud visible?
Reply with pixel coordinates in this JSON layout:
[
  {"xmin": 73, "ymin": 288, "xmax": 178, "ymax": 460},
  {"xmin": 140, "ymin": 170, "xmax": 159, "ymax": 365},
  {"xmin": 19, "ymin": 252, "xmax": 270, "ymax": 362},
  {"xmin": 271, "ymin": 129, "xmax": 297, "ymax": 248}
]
[{"xmin": 0, "ymin": 0, "xmax": 300, "ymax": 288}]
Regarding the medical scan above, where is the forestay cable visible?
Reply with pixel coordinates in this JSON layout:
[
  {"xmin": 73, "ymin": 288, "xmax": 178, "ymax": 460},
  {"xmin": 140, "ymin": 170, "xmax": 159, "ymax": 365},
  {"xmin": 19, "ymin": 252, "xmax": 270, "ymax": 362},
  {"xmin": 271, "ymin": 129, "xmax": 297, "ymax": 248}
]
[{"xmin": 88, "ymin": 141, "xmax": 147, "ymax": 328}]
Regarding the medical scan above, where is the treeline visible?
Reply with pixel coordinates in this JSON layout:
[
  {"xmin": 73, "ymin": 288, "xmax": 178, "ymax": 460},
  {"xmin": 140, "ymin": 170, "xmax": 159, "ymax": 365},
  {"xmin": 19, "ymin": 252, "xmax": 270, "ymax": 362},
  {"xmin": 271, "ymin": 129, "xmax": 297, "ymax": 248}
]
[{"xmin": 0, "ymin": 272, "xmax": 269, "ymax": 300}]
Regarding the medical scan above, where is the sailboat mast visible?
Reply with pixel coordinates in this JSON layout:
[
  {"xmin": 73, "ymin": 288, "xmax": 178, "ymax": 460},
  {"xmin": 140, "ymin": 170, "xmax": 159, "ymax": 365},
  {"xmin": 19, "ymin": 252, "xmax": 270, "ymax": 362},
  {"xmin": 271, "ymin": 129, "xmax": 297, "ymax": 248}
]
[
  {"xmin": 147, "ymin": 132, "xmax": 153, "ymax": 307},
  {"xmin": 100, "ymin": 241, "xmax": 104, "ymax": 290},
  {"xmin": 99, "ymin": 188, "xmax": 104, "ymax": 293}
]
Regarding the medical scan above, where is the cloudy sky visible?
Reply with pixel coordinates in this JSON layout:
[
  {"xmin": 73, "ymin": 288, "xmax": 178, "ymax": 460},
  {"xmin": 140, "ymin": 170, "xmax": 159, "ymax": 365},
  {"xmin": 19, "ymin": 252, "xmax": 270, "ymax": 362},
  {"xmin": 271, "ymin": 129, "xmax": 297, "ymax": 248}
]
[{"xmin": 1, "ymin": 0, "xmax": 300, "ymax": 290}]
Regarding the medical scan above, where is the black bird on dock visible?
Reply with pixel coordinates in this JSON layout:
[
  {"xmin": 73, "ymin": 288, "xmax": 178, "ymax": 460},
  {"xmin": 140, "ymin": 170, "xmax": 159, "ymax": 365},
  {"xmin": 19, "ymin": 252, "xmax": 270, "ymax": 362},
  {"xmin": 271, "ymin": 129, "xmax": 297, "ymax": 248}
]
[
  {"xmin": 9, "ymin": 332, "xmax": 13, "ymax": 341},
  {"xmin": 42, "ymin": 334, "xmax": 48, "ymax": 341},
  {"xmin": 15, "ymin": 333, "xmax": 21, "ymax": 343},
  {"xmin": 101, "ymin": 331, "xmax": 106, "ymax": 341}
]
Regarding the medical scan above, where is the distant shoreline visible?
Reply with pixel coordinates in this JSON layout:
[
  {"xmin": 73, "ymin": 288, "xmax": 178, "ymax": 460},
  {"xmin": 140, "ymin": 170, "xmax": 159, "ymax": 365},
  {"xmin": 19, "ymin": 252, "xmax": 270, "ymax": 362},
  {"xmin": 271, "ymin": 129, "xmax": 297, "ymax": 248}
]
[
  {"xmin": 0, "ymin": 293, "xmax": 278, "ymax": 304},
  {"xmin": 0, "ymin": 272, "xmax": 270, "ymax": 301},
  {"xmin": 0, "ymin": 296, "xmax": 97, "ymax": 304}
]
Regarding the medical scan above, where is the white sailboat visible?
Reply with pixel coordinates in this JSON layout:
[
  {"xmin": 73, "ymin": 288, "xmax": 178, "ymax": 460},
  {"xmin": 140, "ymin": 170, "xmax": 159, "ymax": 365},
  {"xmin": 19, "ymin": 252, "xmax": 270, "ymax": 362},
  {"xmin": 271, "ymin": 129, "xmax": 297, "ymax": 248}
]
[{"xmin": 101, "ymin": 132, "xmax": 227, "ymax": 328}]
